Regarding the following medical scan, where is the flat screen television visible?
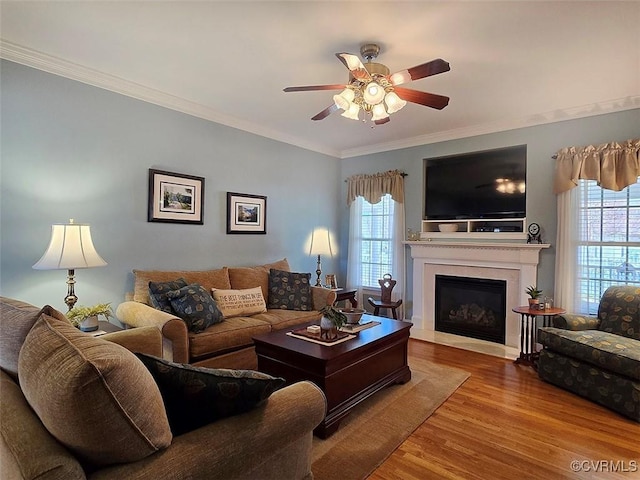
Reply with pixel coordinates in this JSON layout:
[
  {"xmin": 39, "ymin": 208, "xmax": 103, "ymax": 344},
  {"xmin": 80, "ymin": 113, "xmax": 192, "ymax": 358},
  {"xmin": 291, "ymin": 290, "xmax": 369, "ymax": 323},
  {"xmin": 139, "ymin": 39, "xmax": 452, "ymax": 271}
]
[{"xmin": 424, "ymin": 145, "xmax": 527, "ymax": 220}]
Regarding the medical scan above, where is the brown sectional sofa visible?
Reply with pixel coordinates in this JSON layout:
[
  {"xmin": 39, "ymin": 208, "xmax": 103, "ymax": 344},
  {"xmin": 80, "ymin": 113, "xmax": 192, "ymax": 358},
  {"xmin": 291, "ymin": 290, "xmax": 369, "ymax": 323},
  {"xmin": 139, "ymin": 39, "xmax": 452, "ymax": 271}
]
[
  {"xmin": 116, "ymin": 259, "xmax": 337, "ymax": 369},
  {"xmin": 0, "ymin": 296, "xmax": 326, "ymax": 480}
]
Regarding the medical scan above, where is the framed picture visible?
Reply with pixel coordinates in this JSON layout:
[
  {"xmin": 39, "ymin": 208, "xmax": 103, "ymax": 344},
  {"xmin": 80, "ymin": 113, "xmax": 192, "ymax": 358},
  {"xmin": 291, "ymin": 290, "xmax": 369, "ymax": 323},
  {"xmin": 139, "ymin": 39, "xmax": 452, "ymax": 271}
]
[
  {"xmin": 148, "ymin": 169, "xmax": 204, "ymax": 224},
  {"xmin": 226, "ymin": 192, "xmax": 267, "ymax": 234}
]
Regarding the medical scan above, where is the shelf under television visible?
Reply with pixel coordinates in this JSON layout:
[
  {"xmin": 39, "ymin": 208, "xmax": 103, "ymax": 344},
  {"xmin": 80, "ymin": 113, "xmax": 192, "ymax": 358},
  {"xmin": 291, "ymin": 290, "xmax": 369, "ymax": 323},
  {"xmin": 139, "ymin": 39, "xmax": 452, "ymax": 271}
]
[{"xmin": 421, "ymin": 218, "xmax": 527, "ymax": 240}]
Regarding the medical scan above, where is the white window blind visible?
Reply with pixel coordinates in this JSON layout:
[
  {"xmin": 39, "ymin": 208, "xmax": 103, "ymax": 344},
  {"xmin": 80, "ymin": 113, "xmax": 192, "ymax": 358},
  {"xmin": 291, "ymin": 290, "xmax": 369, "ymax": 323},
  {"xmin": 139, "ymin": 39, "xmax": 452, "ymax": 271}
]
[
  {"xmin": 576, "ymin": 179, "xmax": 640, "ymax": 314},
  {"xmin": 360, "ymin": 194, "xmax": 394, "ymax": 288}
]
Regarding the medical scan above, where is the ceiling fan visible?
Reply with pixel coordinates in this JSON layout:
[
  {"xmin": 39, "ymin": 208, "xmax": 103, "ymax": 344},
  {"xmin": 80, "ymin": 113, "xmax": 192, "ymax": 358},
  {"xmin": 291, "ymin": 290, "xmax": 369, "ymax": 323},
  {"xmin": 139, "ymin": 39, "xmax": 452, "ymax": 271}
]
[{"xmin": 283, "ymin": 43, "xmax": 450, "ymax": 125}]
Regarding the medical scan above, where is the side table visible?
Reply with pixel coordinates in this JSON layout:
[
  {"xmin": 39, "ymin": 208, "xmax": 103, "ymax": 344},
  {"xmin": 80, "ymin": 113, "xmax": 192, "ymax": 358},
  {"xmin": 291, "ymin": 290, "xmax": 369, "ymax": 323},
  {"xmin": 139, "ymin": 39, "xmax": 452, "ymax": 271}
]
[
  {"xmin": 87, "ymin": 320, "xmax": 123, "ymax": 337},
  {"xmin": 512, "ymin": 306, "xmax": 565, "ymax": 367},
  {"xmin": 334, "ymin": 288, "xmax": 358, "ymax": 308}
]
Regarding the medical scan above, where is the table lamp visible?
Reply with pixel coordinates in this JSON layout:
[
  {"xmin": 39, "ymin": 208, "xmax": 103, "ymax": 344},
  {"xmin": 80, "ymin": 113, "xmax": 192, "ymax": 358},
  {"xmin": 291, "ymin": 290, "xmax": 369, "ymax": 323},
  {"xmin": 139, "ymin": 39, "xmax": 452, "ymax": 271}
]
[
  {"xmin": 33, "ymin": 219, "xmax": 107, "ymax": 311},
  {"xmin": 309, "ymin": 228, "xmax": 333, "ymax": 287}
]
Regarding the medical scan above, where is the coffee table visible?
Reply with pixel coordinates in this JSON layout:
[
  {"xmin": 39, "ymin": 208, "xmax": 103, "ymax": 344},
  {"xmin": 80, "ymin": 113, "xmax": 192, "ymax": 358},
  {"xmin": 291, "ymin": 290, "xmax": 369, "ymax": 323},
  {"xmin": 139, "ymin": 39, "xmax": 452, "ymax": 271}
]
[{"xmin": 253, "ymin": 314, "xmax": 412, "ymax": 438}]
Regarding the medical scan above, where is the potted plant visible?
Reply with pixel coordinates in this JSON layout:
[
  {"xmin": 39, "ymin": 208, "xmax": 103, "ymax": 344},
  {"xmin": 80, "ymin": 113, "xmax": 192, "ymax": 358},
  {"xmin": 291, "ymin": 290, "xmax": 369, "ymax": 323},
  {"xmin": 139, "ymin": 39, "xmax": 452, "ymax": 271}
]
[
  {"xmin": 525, "ymin": 286, "xmax": 543, "ymax": 307},
  {"xmin": 67, "ymin": 303, "xmax": 113, "ymax": 332},
  {"xmin": 319, "ymin": 305, "xmax": 347, "ymax": 340}
]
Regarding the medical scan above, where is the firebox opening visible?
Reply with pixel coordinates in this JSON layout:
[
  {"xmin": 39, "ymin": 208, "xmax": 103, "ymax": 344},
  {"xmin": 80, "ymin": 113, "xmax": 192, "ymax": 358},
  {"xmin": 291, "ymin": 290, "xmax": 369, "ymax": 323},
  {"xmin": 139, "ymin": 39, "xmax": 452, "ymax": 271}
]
[{"xmin": 435, "ymin": 275, "xmax": 506, "ymax": 344}]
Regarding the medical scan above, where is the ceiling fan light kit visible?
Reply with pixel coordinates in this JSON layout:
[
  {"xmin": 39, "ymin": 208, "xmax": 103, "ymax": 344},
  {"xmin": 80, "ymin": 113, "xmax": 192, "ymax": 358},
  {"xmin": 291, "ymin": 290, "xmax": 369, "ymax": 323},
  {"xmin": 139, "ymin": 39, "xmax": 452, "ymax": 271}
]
[{"xmin": 284, "ymin": 43, "xmax": 450, "ymax": 125}]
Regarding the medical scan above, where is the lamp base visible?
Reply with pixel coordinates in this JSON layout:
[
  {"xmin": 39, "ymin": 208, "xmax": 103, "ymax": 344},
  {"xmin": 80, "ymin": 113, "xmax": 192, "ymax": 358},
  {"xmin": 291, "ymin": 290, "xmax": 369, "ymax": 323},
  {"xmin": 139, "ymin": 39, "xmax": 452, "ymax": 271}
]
[{"xmin": 315, "ymin": 254, "xmax": 322, "ymax": 287}]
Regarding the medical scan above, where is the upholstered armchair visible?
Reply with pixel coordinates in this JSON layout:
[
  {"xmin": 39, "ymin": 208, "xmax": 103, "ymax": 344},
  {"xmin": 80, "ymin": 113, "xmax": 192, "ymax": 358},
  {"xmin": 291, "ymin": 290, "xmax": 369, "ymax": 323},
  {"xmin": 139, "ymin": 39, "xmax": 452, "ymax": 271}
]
[
  {"xmin": 537, "ymin": 285, "xmax": 640, "ymax": 422},
  {"xmin": 1, "ymin": 297, "xmax": 326, "ymax": 479}
]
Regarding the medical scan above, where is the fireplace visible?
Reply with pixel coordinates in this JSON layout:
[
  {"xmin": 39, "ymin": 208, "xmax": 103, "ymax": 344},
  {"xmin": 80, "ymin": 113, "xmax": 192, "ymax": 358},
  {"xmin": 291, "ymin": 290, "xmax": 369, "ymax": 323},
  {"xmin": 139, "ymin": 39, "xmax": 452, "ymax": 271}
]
[{"xmin": 435, "ymin": 275, "xmax": 506, "ymax": 344}]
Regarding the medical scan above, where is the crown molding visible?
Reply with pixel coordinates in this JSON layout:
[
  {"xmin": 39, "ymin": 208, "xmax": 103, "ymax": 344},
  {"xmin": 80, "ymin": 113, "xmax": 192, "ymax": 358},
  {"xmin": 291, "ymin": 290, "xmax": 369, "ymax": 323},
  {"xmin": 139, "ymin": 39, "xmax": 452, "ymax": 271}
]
[
  {"xmin": 0, "ymin": 40, "xmax": 341, "ymax": 159},
  {"xmin": 2, "ymin": 40, "xmax": 637, "ymax": 161},
  {"xmin": 340, "ymin": 96, "xmax": 640, "ymax": 158}
]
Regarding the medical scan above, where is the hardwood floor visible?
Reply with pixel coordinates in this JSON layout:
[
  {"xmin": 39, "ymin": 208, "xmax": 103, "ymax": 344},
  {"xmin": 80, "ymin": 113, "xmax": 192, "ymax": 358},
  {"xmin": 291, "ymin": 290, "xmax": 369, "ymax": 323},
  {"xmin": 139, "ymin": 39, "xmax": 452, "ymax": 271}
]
[{"xmin": 370, "ymin": 339, "xmax": 640, "ymax": 479}]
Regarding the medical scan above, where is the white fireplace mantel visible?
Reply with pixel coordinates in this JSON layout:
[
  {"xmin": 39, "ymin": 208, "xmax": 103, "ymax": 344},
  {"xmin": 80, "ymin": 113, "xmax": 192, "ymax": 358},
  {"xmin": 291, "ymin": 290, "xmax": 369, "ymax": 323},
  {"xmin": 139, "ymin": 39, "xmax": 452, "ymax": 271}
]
[{"xmin": 406, "ymin": 241, "xmax": 550, "ymax": 349}]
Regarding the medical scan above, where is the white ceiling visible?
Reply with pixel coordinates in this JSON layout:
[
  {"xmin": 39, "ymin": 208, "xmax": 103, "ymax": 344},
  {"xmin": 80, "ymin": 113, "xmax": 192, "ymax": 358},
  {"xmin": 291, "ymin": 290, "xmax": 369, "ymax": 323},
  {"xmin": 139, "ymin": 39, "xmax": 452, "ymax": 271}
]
[{"xmin": 1, "ymin": 1, "xmax": 638, "ymax": 158}]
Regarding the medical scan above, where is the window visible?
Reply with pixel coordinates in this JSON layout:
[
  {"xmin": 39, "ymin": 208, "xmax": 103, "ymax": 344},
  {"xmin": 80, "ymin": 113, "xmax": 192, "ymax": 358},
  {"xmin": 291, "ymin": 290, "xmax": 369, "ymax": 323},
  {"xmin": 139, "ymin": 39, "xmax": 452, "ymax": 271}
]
[
  {"xmin": 360, "ymin": 194, "xmax": 394, "ymax": 288},
  {"xmin": 576, "ymin": 179, "xmax": 640, "ymax": 314}
]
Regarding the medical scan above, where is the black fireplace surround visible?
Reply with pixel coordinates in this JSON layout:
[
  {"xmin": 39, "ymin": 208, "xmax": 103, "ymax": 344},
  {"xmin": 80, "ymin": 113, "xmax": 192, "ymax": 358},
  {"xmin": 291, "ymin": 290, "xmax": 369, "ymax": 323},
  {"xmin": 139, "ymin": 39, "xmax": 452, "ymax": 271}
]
[{"xmin": 435, "ymin": 275, "xmax": 506, "ymax": 344}]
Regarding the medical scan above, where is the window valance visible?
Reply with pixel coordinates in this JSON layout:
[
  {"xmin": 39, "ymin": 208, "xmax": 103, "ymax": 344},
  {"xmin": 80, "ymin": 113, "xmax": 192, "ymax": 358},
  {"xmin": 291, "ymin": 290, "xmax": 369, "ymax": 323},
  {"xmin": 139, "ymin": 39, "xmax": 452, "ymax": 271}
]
[
  {"xmin": 346, "ymin": 169, "xmax": 406, "ymax": 206},
  {"xmin": 553, "ymin": 138, "xmax": 640, "ymax": 194}
]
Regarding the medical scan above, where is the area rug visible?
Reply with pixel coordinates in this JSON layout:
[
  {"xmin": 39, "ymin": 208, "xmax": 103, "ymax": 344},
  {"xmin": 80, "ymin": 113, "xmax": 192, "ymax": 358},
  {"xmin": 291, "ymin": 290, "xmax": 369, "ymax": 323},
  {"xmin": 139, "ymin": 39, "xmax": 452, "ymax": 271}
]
[{"xmin": 311, "ymin": 360, "xmax": 470, "ymax": 480}]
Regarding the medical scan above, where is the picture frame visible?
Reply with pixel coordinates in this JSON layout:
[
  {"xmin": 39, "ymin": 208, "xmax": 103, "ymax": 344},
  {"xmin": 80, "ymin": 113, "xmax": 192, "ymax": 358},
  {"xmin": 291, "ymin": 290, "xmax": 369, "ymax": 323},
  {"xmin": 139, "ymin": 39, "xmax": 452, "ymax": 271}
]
[
  {"xmin": 148, "ymin": 169, "xmax": 204, "ymax": 224},
  {"xmin": 226, "ymin": 192, "xmax": 267, "ymax": 234}
]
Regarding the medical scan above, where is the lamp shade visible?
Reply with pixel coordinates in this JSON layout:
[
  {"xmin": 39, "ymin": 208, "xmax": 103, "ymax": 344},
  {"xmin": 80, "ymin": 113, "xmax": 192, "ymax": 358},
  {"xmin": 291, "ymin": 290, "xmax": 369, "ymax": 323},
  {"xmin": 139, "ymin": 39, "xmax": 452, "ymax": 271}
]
[
  {"xmin": 371, "ymin": 103, "xmax": 389, "ymax": 121},
  {"xmin": 333, "ymin": 88, "xmax": 355, "ymax": 111},
  {"xmin": 363, "ymin": 81, "xmax": 385, "ymax": 105},
  {"xmin": 341, "ymin": 102, "xmax": 360, "ymax": 120},
  {"xmin": 384, "ymin": 91, "xmax": 407, "ymax": 114},
  {"xmin": 309, "ymin": 228, "xmax": 333, "ymax": 257},
  {"xmin": 33, "ymin": 221, "xmax": 107, "ymax": 270}
]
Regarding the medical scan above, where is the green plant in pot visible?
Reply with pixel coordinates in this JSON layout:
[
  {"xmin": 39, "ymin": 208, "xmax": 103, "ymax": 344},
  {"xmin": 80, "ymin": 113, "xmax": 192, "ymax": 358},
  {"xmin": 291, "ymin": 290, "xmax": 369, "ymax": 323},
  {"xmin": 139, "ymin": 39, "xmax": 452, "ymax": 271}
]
[
  {"xmin": 319, "ymin": 305, "xmax": 347, "ymax": 340},
  {"xmin": 525, "ymin": 286, "xmax": 543, "ymax": 307},
  {"xmin": 67, "ymin": 303, "xmax": 113, "ymax": 332}
]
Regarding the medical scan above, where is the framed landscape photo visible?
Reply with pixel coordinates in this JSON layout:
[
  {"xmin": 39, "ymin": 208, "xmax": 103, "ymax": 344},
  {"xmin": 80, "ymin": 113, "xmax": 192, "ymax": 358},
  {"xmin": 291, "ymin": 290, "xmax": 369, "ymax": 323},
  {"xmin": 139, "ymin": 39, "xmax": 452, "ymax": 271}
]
[
  {"xmin": 227, "ymin": 192, "xmax": 267, "ymax": 234},
  {"xmin": 148, "ymin": 169, "xmax": 204, "ymax": 224}
]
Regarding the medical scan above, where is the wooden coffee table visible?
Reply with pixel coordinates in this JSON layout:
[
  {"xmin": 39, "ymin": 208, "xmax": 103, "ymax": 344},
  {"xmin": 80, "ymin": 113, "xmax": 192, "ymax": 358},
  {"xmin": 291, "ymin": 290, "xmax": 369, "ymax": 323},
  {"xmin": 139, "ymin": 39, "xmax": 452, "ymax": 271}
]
[{"xmin": 253, "ymin": 314, "xmax": 412, "ymax": 438}]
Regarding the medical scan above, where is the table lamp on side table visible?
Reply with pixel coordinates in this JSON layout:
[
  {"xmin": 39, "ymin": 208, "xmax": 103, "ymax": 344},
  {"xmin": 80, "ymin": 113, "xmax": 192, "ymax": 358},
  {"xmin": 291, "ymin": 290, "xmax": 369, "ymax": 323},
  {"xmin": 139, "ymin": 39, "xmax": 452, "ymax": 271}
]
[
  {"xmin": 309, "ymin": 227, "xmax": 333, "ymax": 287},
  {"xmin": 33, "ymin": 219, "xmax": 107, "ymax": 311}
]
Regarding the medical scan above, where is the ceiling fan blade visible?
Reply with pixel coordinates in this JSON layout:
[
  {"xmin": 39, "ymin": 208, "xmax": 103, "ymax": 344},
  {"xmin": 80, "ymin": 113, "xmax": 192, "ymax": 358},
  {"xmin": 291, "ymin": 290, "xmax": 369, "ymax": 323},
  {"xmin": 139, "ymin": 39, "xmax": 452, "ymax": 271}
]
[
  {"xmin": 311, "ymin": 104, "xmax": 339, "ymax": 121},
  {"xmin": 284, "ymin": 84, "xmax": 345, "ymax": 92},
  {"xmin": 390, "ymin": 58, "xmax": 450, "ymax": 86},
  {"xmin": 335, "ymin": 53, "xmax": 372, "ymax": 82},
  {"xmin": 374, "ymin": 116, "xmax": 391, "ymax": 126},
  {"xmin": 394, "ymin": 87, "xmax": 450, "ymax": 110}
]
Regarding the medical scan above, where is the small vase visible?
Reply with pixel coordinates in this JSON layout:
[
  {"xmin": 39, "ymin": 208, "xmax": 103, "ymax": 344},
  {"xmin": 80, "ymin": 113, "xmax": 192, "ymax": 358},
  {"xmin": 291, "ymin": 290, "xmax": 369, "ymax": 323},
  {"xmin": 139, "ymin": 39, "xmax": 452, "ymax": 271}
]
[
  {"xmin": 80, "ymin": 315, "xmax": 99, "ymax": 332},
  {"xmin": 528, "ymin": 298, "xmax": 539, "ymax": 308},
  {"xmin": 320, "ymin": 316, "xmax": 338, "ymax": 340}
]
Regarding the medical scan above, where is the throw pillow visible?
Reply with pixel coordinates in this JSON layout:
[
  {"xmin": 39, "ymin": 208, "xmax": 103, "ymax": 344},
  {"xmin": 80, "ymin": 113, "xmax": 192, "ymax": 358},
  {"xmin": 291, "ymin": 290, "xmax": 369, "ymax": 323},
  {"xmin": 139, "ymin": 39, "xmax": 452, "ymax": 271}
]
[
  {"xmin": 18, "ymin": 314, "xmax": 172, "ymax": 467},
  {"xmin": 135, "ymin": 353, "xmax": 286, "ymax": 435},
  {"xmin": 227, "ymin": 258, "xmax": 290, "ymax": 300},
  {"xmin": 165, "ymin": 283, "xmax": 224, "ymax": 333},
  {"xmin": 133, "ymin": 268, "xmax": 231, "ymax": 305},
  {"xmin": 148, "ymin": 278, "xmax": 188, "ymax": 313},
  {"xmin": 211, "ymin": 286, "xmax": 267, "ymax": 318},
  {"xmin": 267, "ymin": 268, "xmax": 313, "ymax": 311}
]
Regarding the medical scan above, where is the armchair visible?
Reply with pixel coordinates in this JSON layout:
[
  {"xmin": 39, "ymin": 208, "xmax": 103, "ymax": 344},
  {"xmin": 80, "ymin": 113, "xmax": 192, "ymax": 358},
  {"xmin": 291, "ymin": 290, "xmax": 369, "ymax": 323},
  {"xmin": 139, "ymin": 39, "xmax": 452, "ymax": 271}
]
[
  {"xmin": 537, "ymin": 285, "xmax": 640, "ymax": 421},
  {"xmin": 1, "ymin": 297, "xmax": 327, "ymax": 479}
]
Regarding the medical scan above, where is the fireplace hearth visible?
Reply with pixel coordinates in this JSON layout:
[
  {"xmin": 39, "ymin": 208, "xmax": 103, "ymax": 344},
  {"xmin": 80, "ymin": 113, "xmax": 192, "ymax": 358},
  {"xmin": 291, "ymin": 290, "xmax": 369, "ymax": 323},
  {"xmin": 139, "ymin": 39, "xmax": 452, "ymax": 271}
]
[{"xmin": 435, "ymin": 275, "xmax": 506, "ymax": 344}]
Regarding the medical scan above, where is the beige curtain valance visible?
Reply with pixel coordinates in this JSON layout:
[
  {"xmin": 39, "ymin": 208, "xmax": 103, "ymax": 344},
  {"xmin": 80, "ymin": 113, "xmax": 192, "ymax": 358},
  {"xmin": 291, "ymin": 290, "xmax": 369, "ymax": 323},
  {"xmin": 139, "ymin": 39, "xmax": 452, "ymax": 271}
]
[
  {"xmin": 553, "ymin": 138, "xmax": 640, "ymax": 194},
  {"xmin": 346, "ymin": 169, "xmax": 405, "ymax": 206}
]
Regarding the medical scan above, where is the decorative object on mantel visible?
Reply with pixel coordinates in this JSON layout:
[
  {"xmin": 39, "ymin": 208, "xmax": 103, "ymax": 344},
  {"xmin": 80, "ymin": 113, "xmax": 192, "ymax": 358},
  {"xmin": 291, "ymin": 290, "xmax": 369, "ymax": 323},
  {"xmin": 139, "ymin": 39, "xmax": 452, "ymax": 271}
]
[
  {"xmin": 67, "ymin": 303, "xmax": 113, "ymax": 332},
  {"xmin": 527, "ymin": 222, "xmax": 542, "ymax": 244},
  {"xmin": 406, "ymin": 228, "xmax": 421, "ymax": 241},
  {"xmin": 319, "ymin": 305, "xmax": 347, "ymax": 340},
  {"xmin": 148, "ymin": 169, "xmax": 205, "ymax": 225},
  {"xmin": 33, "ymin": 219, "xmax": 108, "ymax": 311},
  {"xmin": 526, "ymin": 285, "xmax": 543, "ymax": 308},
  {"xmin": 553, "ymin": 138, "xmax": 639, "ymax": 194},
  {"xmin": 226, "ymin": 192, "xmax": 267, "ymax": 234}
]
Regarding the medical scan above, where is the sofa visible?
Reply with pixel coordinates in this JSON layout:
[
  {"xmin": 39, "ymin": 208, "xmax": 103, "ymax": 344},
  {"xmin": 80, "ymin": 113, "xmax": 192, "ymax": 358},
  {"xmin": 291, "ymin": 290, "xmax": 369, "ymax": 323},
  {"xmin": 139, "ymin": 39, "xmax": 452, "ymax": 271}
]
[
  {"xmin": 537, "ymin": 285, "xmax": 640, "ymax": 422},
  {"xmin": 0, "ymin": 296, "xmax": 327, "ymax": 479},
  {"xmin": 116, "ymin": 259, "xmax": 337, "ymax": 369}
]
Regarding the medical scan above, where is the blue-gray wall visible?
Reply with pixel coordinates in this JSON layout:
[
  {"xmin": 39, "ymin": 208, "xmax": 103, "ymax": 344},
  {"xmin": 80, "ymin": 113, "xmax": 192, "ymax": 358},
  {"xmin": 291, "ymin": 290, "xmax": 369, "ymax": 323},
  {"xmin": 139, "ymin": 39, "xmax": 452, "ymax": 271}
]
[
  {"xmin": 1, "ymin": 60, "xmax": 341, "ymax": 311},
  {"xmin": 2, "ymin": 59, "xmax": 638, "ymax": 317},
  {"xmin": 340, "ymin": 108, "xmax": 640, "ymax": 317}
]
